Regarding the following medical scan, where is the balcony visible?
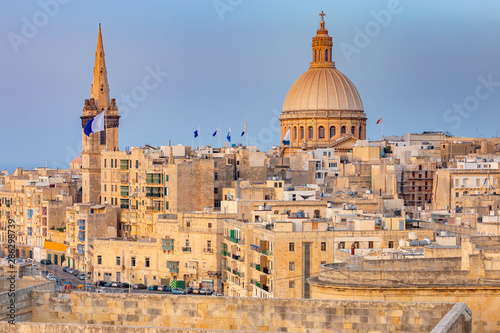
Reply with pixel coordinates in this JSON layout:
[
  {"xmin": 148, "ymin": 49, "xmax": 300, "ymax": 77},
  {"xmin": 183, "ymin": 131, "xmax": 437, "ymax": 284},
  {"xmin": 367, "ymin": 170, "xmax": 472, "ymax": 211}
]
[
  {"xmin": 182, "ymin": 247, "xmax": 191, "ymax": 253},
  {"xmin": 145, "ymin": 193, "xmax": 162, "ymax": 198},
  {"xmin": 120, "ymin": 204, "xmax": 129, "ymax": 209},
  {"xmin": 120, "ymin": 192, "xmax": 129, "ymax": 197},
  {"xmin": 262, "ymin": 267, "xmax": 271, "ymax": 275},
  {"xmin": 221, "ymin": 250, "xmax": 227, "ymax": 256},
  {"xmin": 231, "ymin": 253, "xmax": 240, "ymax": 260},
  {"xmin": 260, "ymin": 249, "xmax": 272, "ymax": 256},
  {"xmin": 204, "ymin": 248, "xmax": 213, "ymax": 254},
  {"xmin": 162, "ymin": 239, "xmax": 174, "ymax": 251},
  {"xmin": 167, "ymin": 261, "xmax": 179, "ymax": 273},
  {"xmin": 225, "ymin": 235, "xmax": 244, "ymax": 244}
]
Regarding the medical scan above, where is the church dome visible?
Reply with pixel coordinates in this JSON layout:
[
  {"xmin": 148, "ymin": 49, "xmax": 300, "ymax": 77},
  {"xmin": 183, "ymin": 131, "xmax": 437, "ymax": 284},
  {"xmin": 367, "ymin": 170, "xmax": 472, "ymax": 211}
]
[{"xmin": 282, "ymin": 67, "xmax": 364, "ymax": 112}]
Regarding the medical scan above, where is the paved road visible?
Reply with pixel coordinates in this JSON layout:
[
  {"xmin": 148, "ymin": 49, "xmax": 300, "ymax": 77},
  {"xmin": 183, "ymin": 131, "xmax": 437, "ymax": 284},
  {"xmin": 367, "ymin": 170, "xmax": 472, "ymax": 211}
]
[{"xmin": 36, "ymin": 261, "xmax": 88, "ymax": 285}]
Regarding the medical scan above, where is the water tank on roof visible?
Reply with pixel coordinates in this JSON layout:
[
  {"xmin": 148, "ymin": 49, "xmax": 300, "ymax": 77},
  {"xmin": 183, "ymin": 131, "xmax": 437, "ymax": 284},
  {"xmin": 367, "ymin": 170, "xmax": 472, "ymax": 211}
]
[
  {"xmin": 399, "ymin": 239, "xmax": 407, "ymax": 247},
  {"xmin": 408, "ymin": 232, "xmax": 417, "ymax": 241},
  {"xmin": 304, "ymin": 212, "xmax": 309, "ymax": 218},
  {"xmin": 297, "ymin": 211, "xmax": 304, "ymax": 218},
  {"xmin": 409, "ymin": 241, "xmax": 419, "ymax": 247}
]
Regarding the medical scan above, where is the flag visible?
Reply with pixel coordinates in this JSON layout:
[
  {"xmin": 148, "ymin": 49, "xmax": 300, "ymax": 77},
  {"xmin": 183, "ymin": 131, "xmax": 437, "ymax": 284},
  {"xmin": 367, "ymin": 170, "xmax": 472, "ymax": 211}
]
[
  {"xmin": 282, "ymin": 128, "xmax": 290, "ymax": 145},
  {"xmin": 212, "ymin": 127, "xmax": 218, "ymax": 137},
  {"xmin": 83, "ymin": 111, "xmax": 105, "ymax": 137},
  {"xmin": 241, "ymin": 121, "xmax": 247, "ymax": 137},
  {"xmin": 311, "ymin": 118, "xmax": 315, "ymax": 126},
  {"xmin": 227, "ymin": 126, "xmax": 231, "ymax": 142},
  {"xmin": 194, "ymin": 127, "xmax": 200, "ymax": 138},
  {"xmin": 376, "ymin": 117, "xmax": 382, "ymax": 124},
  {"xmin": 321, "ymin": 190, "xmax": 324, "ymax": 199}
]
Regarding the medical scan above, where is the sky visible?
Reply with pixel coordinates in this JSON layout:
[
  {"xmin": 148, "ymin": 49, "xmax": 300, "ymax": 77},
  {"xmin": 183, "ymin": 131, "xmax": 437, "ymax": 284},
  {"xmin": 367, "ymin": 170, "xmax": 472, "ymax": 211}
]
[{"xmin": 1, "ymin": 0, "xmax": 500, "ymax": 172}]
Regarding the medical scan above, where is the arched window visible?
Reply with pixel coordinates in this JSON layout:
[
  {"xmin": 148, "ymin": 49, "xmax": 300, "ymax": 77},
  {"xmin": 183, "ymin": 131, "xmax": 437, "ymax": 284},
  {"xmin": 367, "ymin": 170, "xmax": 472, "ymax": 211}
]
[
  {"xmin": 293, "ymin": 126, "xmax": 297, "ymax": 140},
  {"xmin": 359, "ymin": 126, "xmax": 363, "ymax": 139},
  {"xmin": 330, "ymin": 126, "xmax": 336, "ymax": 138},
  {"xmin": 318, "ymin": 126, "xmax": 325, "ymax": 139},
  {"xmin": 325, "ymin": 49, "xmax": 328, "ymax": 61},
  {"xmin": 308, "ymin": 126, "xmax": 314, "ymax": 139},
  {"xmin": 300, "ymin": 126, "xmax": 304, "ymax": 139},
  {"xmin": 314, "ymin": 50, "xmax": 317, "ymax": 62},
  {"xmin": 351, "ymin": 126, "xmax": 355, "ymax": 135},
  {"xmin": 341, "ymin": 126, "xmax": 346, "ymax": 134}
]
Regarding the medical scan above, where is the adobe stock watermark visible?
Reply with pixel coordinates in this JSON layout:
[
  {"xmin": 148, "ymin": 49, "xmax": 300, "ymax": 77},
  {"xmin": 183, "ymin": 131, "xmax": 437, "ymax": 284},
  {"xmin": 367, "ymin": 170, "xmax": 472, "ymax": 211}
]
[
  {"xmin": 49, "ymin": 65, "xmax": 169, "ymax": 169},
  {"xmin": 213, "ymin": 0, "xmax": 243, "ymax": 21},
  {"xmin": 340, "ymin": 0, "xmax": 406, "ymax": 63},
  {"xmin": 247, "ymin": 108, "xmax": 281, "ymax": 149},
  {"xmin": 442, "ymin": 74, "xmax": 500, "ymax": 130},
  {"xmin": 7, "ymin": 0, "xmax": 71, "ymax": 54}
]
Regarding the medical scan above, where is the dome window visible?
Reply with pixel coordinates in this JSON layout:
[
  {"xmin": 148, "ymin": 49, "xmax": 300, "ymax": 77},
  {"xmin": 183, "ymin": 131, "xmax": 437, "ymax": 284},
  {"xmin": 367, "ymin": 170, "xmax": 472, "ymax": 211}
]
[
  {"xmin": 341, "ymin": 126, "xmax": 346, "ymax": 134},
  {"xmin": 351, "ymin": 126, "xmax": 355, "ymax": 135},
  {"xmin": 293, "ymin": 127, "xmax": 297, "ymax": 140},
  {"xmin": 325, "ymin": 49, "xmax": 328, "ymax": 61},
  {"xmin": 318, "ymin": 126, "xmax": 325, "ymax": 139},
  {"xmin": 300, "ymin": 126, "xmax": 304, "ymax": 139},
  {"xmin": 308, "ymin": 126, "xmax": 314, "ymax": 139},
  {"xmin": 330, "ymin": 126, "xmax": 336, "ymax": 138}
]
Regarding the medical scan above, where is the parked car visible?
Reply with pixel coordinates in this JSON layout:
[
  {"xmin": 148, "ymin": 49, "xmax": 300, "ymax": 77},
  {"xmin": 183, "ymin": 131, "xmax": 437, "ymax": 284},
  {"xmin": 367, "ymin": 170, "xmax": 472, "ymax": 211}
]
[
  {"xmin": 41, "ymin": 270, "xmax": 49, "ymax": 276},
  {"xmin": 171, "ymin": 288, "xmax": 186, "ymax": 295},
  {"xmin": 186, "ymin": 287, "xmax": 193, "ymax": 294},
  {"xmin": 148, "ymin": 285, "xmax": 159, "ymax": 291},
  {"xmin": 96, "ymin": 281, "xmax": 107, "ymax": 287},
  {"xmin": 205, "ymin": 289, "xmax": 213, "ymax": 295},
  {"xmin": 158, "ymin": 285, "xmax": 171, "ymax": 292},
  {"xmin": 78, "ymin": 273, "xmax": 86, "ymax": 280},
  {"xmin": 133, "ymin": 283, "xmax": 147, "ymax": 290},
  {"xmin": 104, "ymin": 281, "xmax": 116, "ymax": 287},
  {"xmin": 200, "ymin": 288, "xmax": 213, "ymax": 295},
  {"xmin": 40, "ymin": 259, "xmax": 51, "ymax": 265},
  {"xmin": 192, "ymin": 288, "xmax": 200, "ymax": 294},
  {"xmin": 118, "ymin": 282, "xmax": 129, "ymax": 288},
  {"xmin": 213, "ymin": 291, "xmax": 223, "ymax": 296},
  {"xmin": 72, "ymin": 270, "xmax": 80, "ymax": 276}
]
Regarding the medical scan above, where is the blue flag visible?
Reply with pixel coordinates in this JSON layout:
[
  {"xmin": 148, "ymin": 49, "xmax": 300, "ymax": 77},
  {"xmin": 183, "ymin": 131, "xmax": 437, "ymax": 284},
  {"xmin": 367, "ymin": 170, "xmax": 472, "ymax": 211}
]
[
  {"xmin": 241, "ymin": 121, "xmax": 247, "ymax": 137},
  {"xmin": 227, "ymin": 126, "xmax": 231, "ymax": 142},
  {"xmin": 282, "ymin": 128, "xmax": 291, "ymax": 145},
  {"xmin": 83, "ymin": 111, "xmax": 105, "ymax": 137},
  {"xmin": 194, "ymin": 127, "xmax": 200, "ymax": 138},
  {"xmin": 212, "ymin": 128, "xmax": 218, "ymax": 137}
]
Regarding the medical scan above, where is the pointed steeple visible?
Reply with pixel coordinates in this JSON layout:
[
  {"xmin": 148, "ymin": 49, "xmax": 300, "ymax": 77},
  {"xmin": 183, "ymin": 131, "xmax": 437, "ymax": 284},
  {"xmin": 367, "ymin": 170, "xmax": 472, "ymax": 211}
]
[
  {"xmin": 310, "ymin": 11, "xmax": 335, "ymax": 69},
  {"xmin": 90, "ymin": 24, "xmax": 110, "ymax": 111}
]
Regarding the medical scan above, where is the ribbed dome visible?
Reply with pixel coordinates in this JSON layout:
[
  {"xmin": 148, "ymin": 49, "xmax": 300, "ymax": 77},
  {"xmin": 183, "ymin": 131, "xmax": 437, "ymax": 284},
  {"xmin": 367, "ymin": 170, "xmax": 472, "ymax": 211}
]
[{"xmin": 282, "ymin": 67, "xmax": 364, "ymax": 112}]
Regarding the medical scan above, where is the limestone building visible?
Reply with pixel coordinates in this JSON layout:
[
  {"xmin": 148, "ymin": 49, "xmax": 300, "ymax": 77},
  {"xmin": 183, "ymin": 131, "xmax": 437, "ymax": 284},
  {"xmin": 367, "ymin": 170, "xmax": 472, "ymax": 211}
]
[
  {"xmin": 81, "ymin": 25, "xmax": 120, "ymax": 204},
  {"xmin": 280, "ymin": 12, "xmax": 366, "ymax": 155}
]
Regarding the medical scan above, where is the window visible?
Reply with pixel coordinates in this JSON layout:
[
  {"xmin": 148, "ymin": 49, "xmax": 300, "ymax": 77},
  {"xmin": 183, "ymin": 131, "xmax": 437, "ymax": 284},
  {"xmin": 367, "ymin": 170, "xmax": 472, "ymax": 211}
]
[
  {"xmin": 339, "ymin": 242, "xmax": 345, "ymax": 249},
  {"xmin": 330, "ymin": 126, "xmax": 336, "ymax": 138},
  {"xmin": 341, "ymin": 126, "xmax": 346, "ymax": 134},
  {"xmin": 145, "ymin": 257, "xmax": 150, "ymax": 268},
  {"xmin": 214, "ymin": 173, "xmax": 218, "ymax": 181},
  {"xmin": 111, "ymin": 159, "xmax": 114, "ymax": 168},
  {"xmin": 308, "ymin": 126, "xmax": 313, "ymax": 139},
  {"xmin": 321, "ymin": 242, "xmax": 326, "ymax": 251},
  {"xmin": 351, "ymin": 126, "xmax": 355, "ymax": 135},
  {"xmin": 186, "ymin": 221, "xmax": 191, "ymax": 228},
  {"xmin": 104, "ymin": 159, "xmax": 106, "ymax": 168},
  {"xmin": 131, "ymin": 257, "xmax": 136, "ymax": 267},
  {"xmin": 116, "ymin": 257, "xmax": 120, "ymax": 266},
  {"xmin": 289, "ymin": 261, "xmax": 295, "ymax": 270},
  {"xmin": 318, "ymin": 126, "xmax": 325, "ymax": 139},
  {"xmin": 359, "ymin": 126, "xmax": 362, "ymax": 138},
  {"xmin": 100, "ymin": 130, "xmax": 106, "ymax": 145},
  {"xmin": 325, "ymin": 49, "xmax": 328, "ymax": 61},
  {"xmin": 104, "ymin": 184, "xmax": 106, "ymax": 192},
  {"xmin": 388, "ymin": 241, "xmax": 394, "ymax": 249},
  {"xmin": 289, "ymin": 281, "xmax": 295, "ymax": 288},
  {"xmin": 116, "ymin": 272, "xmax": 121, "ymax": 282},
  {"xmin": 368, "ymin": 241, "xmax": 374, "ymax": 249},
  {"xmin": 214, "ymin": 188, "xmax": 218, "ymax": 194},
  {"xmin": 97, "ymin": 255, "xmax": 102, "ymax": 265},
  {"xmin": 208, "ymin": 222, "xmax": 212, "ymax": 228},
  {"xmin": 289, "ymin": 242, "xmax": 295, "ymax": 251},
  {"xmin": 293, "ymin": 126, "xmax": 297, "ymax": 140},
  {"xmin": 136, "ymin": 160, "xmax": 139, "ymax": 169},
  {"xmin": 185, "ymin": 239, "xmax": 190, "ymax": 247},
  {"xmin": 300, "ymin": 126, "xmax": 304, "ymax": 139}
]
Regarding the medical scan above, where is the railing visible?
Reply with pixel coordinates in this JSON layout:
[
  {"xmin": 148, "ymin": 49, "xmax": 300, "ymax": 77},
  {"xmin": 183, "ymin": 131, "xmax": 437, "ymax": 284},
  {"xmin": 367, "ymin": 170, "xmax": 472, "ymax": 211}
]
[
  {"xmin": 182, "ymin": 247, "xmax": 191, "ymax": 253},
  {"xmin": 231, "ymin": 253, "xmax": 240, "ymax": 260},
  {"xmin": 225, "ymin": 235, "xmax": 244, "ymax": 244},
  {"xmin": 262, "ymin": 267, "xmax": 271, "ymax": 275},
  {"xmin": 260, "ymin": 249, "xmax": 272, "ymax": 256},
  {"xmin": 204, "ymin": 248, "xmax": 213, "ymax": 254},
  {"xmin": 120, "ymin": 204, "xmax": 129, "ymax": 209}
]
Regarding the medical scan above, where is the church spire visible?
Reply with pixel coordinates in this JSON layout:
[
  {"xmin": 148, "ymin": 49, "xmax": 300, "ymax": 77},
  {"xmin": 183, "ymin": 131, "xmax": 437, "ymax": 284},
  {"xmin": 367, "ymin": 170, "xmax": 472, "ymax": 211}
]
[
  {"xmin": 90, "ymin": 24, "xmax": 110, "ymax": 111},
  {"xmin": 310, "ymin": 11, "xmax": 335, "ymax": 69}
]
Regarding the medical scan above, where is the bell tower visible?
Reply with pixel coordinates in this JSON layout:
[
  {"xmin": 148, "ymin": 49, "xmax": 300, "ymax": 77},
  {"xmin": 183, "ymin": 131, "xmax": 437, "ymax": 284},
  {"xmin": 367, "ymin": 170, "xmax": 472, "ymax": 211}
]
[{"xmin": 81, "ymin": 25, "xmax": 120, "ymax": 203}]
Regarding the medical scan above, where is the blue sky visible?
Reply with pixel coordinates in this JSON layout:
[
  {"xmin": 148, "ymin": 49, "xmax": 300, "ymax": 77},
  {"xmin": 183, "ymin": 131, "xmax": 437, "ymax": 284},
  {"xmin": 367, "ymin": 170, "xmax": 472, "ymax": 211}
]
[{"xmin": 1, "ymin": 0, "xmax": 500, "ymax": 171}]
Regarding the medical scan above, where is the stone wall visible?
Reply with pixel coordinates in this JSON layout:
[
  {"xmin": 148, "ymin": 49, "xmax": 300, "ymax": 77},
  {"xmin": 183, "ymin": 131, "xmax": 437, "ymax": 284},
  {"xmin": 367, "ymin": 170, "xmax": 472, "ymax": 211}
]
[
  {"xmin": 27, "ymin": 291, "xmax": 470, "ymax": 332},
  {"xmin": 0, "ymin": 281, "xmax": 55, "ymax": 322}
]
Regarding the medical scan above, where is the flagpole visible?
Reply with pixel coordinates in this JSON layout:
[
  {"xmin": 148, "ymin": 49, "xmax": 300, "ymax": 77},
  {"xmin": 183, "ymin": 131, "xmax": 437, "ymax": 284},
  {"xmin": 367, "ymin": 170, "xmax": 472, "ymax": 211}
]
[
  {"xmin": 246, "ymin": 120, "xmax": 248, "ymax": 147},
  {"xmin": 218, "ymin": 126, "xmax": 221, "ymax": 148},
  {"xmin": 381, "ymin": 119, "xmax": 383, "ymax": 140}
]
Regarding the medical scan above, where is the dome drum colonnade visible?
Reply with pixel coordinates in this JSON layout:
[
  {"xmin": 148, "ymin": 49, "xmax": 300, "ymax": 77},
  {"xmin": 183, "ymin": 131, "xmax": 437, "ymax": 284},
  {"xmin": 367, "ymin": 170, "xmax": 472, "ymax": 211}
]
[{"xmin": 280, "ymin": 11, "xmax": 367, "ymax": 151}]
